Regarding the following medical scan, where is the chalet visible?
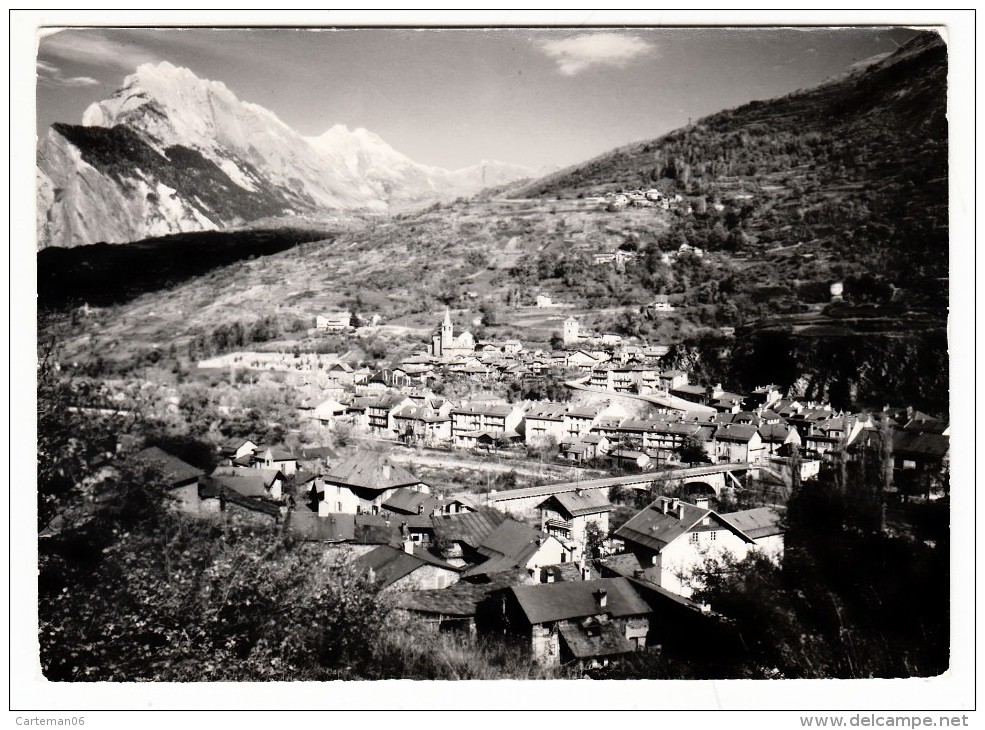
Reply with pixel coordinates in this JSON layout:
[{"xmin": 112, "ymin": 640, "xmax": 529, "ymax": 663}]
[
  {"xmin": 130, "ymin": 447, "xmax": 206, "ymax": 514},
  {"xmin": 670, "ymin": 383, "xmax": 708, "ymax": 405},
  {"xmin": 354, "ymin": 542, "xmax": 462, "ymax": 592},
  {"xmin": 434, "ymin": 496, "xmax": 479, "ymax": 516},
  {"xmin": 254, "ymin": 447, "xmax": 298, "ymax": 476},
  {"xmin": 647, "ymin": 295, "xmax": 674, "ymax": 313},
  {"xmin": 395, "ymin": 577, "xmax": 517, "ymax": 636},
  {"xmin": 462, "ymin": 520, "xmax": 570, "ymax": 580},
  {"xmin": 799, "ymin": 414, "xmax": 866, "ymax": 457},
  {"xmin": 210, "ymin": 465, "xmax": 285, "ymax": 501},
  {"xmin": 219, "ymin": 439, "xmax": 258, "ymax": 465},
  {"xmin": 567, "ymin": 350, "xmax": 601, "ymax": 373},
  {"xmin": 892, "ymin": 430, "xmax": 950, "ymax": 472},
  {"xmin": 615, "ymin": 496, "xmax": 768, "ymax": 597},
  {"xmin": 298, "ymin": 445, "xmax": 339, "ymax": 470},
  {"xmin": 774, "ymin": 399, "xmax": 804, "ymax": 418},
  {"xmin": 608, "ymin": 448, "xmax": 651, "ymax": 471},
  {"xmin": 320, "ymin": 451, "xmax": 430, "ymax": 515},
  {"xmin": 902, "ymin": 414, "xmax": 950, "ymax": 436},
  {"xmin": 345, "ymin": 396, "xmax": 375, "ymax": 430},
  {"xmin": 616, "ymin": 345, "xmax": 644, "ymax": 364},
  {"xmin": 503, "ymin": 578, "xmax": 651, "ymax": 667},
  {"xmin": 316, "ymin": 312, "xmax": 352, "ymax": 331},
  {"xmin": 537, "ymin": 490, "xmax": 614, "ymax": 551}
]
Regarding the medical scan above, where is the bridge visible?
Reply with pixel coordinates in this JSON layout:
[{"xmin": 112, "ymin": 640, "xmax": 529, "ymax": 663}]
[{"xmin": 482, "ymin": 462, "xmax": 767, "ymax": 516}]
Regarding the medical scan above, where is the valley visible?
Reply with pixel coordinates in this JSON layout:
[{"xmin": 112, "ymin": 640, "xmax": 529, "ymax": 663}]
[{"xmin": 33, "ymin": 27, "xmax": 953, "ymax": 687}]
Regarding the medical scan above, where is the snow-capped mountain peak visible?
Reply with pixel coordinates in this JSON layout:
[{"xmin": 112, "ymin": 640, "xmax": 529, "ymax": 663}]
[{"xmin": 39, "ymin": 62, "xmax": 541, "ymax": 247}]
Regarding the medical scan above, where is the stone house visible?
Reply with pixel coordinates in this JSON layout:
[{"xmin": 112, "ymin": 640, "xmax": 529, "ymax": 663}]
[
  {"xmin": 354, "ymin": 542, "xmax": 462, "ymax": 591},
  {"xmin": 503, "ymin": 578, "xmax": 652, "ymax": 667},
  {"xmin": 129, "ymin": 447, "xmax": 207, "ymax": 514}
]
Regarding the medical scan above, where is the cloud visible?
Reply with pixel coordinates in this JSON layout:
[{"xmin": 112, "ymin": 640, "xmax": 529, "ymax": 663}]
[
  {"xmin": 39, "ymin": 28, "xmax": 160, "ymax": 73},
  {"xmin": 539, "ymin": 32, "xmax": 654, "ymax": 76},
  {"xmin": 36, "ymin": 59, "xmax": 100, "ymax": 87}
]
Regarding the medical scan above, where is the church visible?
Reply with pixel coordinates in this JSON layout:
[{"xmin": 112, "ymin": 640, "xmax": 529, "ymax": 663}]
[{"xmin": 430, "ymin": 307, "xmax": 475, "ymax": 357}]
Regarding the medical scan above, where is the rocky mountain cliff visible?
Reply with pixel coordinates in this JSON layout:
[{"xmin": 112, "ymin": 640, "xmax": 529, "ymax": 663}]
[{"xmin": 37, "ymin": 62, "xmax": 540, "ymax": 248}]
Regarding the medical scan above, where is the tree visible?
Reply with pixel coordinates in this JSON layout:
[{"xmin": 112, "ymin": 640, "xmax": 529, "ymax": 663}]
[
  {"xmin": 676, "ymin": 436, "xmax": 711, "ymax": 465},
  {"xmin": 37, "ymin": 346, "xmax": 134, "ymax": 532},
  {"xmin": 479, "ymin": 300, "xmax": 500, "ymax": 327},
  {"xmin": 584, "ymin": 521, "xmax": 606, "ymax": 558}
]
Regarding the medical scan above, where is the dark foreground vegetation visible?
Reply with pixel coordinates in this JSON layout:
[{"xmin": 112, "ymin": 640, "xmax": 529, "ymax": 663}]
[{"xmin": 38, "ymin": 227, "xmax": 333, "ymax": 310}]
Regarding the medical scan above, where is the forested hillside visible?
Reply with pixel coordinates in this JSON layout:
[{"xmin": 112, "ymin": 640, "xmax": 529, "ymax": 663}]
[{"xmin": 521, "ymin": 32, "xmax": 948, "ymax": 288}]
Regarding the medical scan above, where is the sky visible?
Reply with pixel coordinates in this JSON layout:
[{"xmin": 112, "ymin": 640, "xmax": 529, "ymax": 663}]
[{"xmin": 36, "ymin": 26, "xmax": 922, "ymax": 170}]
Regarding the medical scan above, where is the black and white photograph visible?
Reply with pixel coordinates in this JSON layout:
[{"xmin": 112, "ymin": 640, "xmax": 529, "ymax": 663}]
[{"xmin": 12, "ymin": 8, "xmax": 975, "ymax": 721}]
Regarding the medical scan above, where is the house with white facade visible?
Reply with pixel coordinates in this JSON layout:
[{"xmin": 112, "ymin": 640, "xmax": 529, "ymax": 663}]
[{"xmin": 614, "ymin": 496, "xmax": 782, "ymax": 597}]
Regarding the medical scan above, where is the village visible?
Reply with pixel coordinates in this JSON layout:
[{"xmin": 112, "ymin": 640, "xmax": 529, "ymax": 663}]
[{"xmin": 116, "ymin": 304, "xmax": 950, "ymax": 671}]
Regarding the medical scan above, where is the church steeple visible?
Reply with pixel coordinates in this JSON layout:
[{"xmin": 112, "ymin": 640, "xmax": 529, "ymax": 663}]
[{"xmin": 441, "ymin": 306, "xmax": 454, "ymax": 349}]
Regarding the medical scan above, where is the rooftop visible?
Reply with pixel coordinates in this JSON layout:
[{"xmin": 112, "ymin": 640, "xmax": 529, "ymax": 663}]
[
  {"xmin": 614, "ymin": 499, "xmax": 721, "ymax": 552},
  {"xmin": 283, "ymin": 511, "xmax": 355, "ymax": 542},
  {"xmin": 323, "ymin": 451, "xmax": 424, "ymax": 491},
  {"xmin": 720, "ymin": 507, "xmax": 785, "ymax": 539},
  {"xmin": 353, "ymin": 545, "xmax": 460, "ymax": 589},
  {"xmin": 539, "ymin": 490, "xmax": 614, "ymax": 518},
  {"xmin": 382, "ymin": 487, "xmax": 437, "ymax": 515},
  {"xmin": 431, "ymin": 509, "xmax": 508, "ymax": 549},
  {"xmin": 510, "ymin": 577, "xmax": 651, "ymax": 625},
  {"xmin": 130, "ymin": 447, "xmax": 204, "ymax": 486},
  {"xmin": 558, "ymin": 621, "xmax": 636, "ymax": 660}
]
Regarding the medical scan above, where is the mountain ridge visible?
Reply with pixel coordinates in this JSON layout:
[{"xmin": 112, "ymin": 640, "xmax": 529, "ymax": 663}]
[{"xmin": 37, "ymin": 61, "xmax": 541, "ymax": 248}]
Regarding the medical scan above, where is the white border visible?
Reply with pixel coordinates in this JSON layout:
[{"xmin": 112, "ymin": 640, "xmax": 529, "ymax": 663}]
[{"xmin": 9, "ymin": 8, "xmax": 976, "ymax": 720}]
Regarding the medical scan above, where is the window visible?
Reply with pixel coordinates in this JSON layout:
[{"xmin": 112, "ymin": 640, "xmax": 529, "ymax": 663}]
[
  {"xmin": 689, "ymin": 532, "xmax": 699, "ymax": 544},
  {"xmin": 709, "ymin": 531, "xmax": 718, "ymax": 541}
]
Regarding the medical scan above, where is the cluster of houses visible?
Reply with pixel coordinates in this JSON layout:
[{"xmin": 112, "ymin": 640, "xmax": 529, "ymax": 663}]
[
  {"xmin": 294, "ymin": 312, "xmax": 949, "ymax": 489},
  {"xmin": 128, "ymin": 352, "xmax": 947, "ymax": 670},
  {"xmin": 591, "ymin": 243, "xmax": 704, "ymax": 269},
  {"xmin": 128, "ymin": 438, "xmax": 790, "ymax": 669},
  {"xmin": 586, "ymin": 189, "xmax": 690, "ymax": 212}
]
